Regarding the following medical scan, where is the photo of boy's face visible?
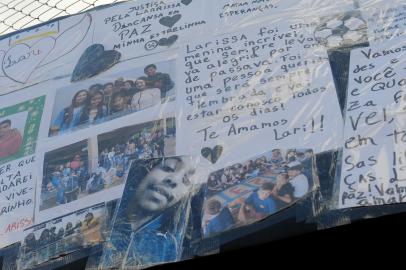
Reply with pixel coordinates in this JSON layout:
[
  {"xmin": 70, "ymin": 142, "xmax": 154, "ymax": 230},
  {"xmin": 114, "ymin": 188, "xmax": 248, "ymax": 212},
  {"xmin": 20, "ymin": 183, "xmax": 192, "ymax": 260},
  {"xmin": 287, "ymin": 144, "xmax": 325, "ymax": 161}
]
[
  {"xmin": 134, "ymin": 157, "xmax": 194, "ymax": 213},
  {"xmin": 0, "ymin": 121, "xmax": 10, "ymax": 136},
  {"xmin": 145, "ymin": 66, "xmax": 157, "ymax": 77},
  {"xmin": 288, "ymin": 168, "xmax": 301, "ymax": 178}
]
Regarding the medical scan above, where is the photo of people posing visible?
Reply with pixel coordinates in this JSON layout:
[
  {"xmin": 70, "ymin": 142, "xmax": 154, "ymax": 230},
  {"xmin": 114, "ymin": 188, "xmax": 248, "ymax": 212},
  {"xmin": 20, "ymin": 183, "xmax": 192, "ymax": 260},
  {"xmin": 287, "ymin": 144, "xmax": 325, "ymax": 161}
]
[
  {"xmin": 100, "ymin": 156, "xmax": 196, "ymax": 269},
  {"xmin": 202, "ymin": 149, "xmax": 316, "ymax": 237},
  {"xmin": 0, "ymin": 96, "xmax": 45, "ymax": 165},
  {"xmin": 18, "ymin": 202, "xmax": 114, "ymax": 270},
  {"xmin": 49, "ymin": 61, "xmax": 175, "ymax": 137},
  {"xmin": 40, "ymin": 118, "xmax": 176, "ymax": 211}
]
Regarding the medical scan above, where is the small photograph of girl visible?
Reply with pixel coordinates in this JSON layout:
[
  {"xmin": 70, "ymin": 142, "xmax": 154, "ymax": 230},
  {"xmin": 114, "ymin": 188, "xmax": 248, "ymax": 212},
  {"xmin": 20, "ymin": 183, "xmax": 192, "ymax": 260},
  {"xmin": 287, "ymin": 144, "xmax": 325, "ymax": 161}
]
[{"xmin": 49, "ymin": 60, "xmax": 175, "ymax": 137}]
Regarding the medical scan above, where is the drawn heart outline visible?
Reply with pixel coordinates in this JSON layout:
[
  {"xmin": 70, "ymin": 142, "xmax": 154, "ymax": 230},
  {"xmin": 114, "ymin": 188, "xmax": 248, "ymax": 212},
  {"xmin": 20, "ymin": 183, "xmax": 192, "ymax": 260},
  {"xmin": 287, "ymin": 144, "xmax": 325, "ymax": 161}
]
[
  {"xmin": 2, "ymin": 37, "xmax": 56, "ymax": 83},
  {"xmin": 181, "ymin": 0, "xmax": 192, "ymax": 5},
  {"xmin": 159, "ymin": 14, "xmax": 182, "ymax": 28},
  {"xmin": 71, "ymin": 44, "xmax": 121, "ymax": 82},
  {"xmin": 158, "ymin": 35, "xmax": 178, "ymax": 47},
  {"xmin": 201, "ymin": 145, "xmax": 223, "ymax": 164},
  {"xmin": 40, "ymin": 13, "xmax": 92, "ymax": 67}
]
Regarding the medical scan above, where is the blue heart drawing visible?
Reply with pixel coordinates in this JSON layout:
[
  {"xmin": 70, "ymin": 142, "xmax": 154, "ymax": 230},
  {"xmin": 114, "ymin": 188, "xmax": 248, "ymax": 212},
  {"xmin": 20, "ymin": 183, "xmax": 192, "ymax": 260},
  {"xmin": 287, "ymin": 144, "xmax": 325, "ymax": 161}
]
[
  {"xmin": 71, "ymin": 44, "xmax": 121, "ymax": 82},
  {"xmin": 181, "ymin": 0, "xmax": 192, "ymax": 5},
  {"xmin": 159, "ymin": 14, "xmax": 182, "ymax": 28},
  {"xmin": 201, "ymin": 146, "xmax": 223, "ymax": 164}
]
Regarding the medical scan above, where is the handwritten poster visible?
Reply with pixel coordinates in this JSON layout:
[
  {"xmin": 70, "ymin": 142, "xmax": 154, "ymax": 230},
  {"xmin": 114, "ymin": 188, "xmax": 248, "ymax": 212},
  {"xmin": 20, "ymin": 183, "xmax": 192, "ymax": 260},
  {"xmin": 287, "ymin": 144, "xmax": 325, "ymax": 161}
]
[
  {"xmin": 360, "ymin": 0, "xmax": 406, "ymax": 44},
  {"xmin": 93, "ymin": 0, "xmax": 212, "ymax": 59},
  {"xmin": 215, "ymin": 0, "xmax": 355, "ymax": 31},
  {"xmin": 0, "ymin": 0, "xmax": 213, "ymax": 95},
  {"xmin": 337, "ymin": 39, "xmax": 406, "ymax": 209},
  {"xmin": 1, "ymin": 48, "xmax": 178, "ymax": 247},
  {"xmin": 0, "ymin": 88, "xmax": 50, "ymax": 249},
  {"xmin": 176, "ymin": 19, "xmax": 344, "ymax": 171}
]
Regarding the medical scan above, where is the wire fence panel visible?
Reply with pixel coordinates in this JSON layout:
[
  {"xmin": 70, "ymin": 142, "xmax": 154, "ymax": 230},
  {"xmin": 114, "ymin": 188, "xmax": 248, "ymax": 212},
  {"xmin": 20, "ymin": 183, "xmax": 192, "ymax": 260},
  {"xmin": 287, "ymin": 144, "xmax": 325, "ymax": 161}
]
[{"xmin": 0, "ymin": 0, "xmax": 127, "ymax": 35}]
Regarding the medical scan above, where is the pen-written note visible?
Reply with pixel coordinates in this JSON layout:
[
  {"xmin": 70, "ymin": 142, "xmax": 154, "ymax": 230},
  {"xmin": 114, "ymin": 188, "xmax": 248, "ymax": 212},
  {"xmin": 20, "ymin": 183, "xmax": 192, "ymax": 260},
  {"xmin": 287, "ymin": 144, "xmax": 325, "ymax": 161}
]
[
  {"xmin": 338, "ymin": 40, "xmax": 406, "ymax": 208},
  {"xmin": 176, "ymin": 19, "xmax": 343, "ymax": 170}
]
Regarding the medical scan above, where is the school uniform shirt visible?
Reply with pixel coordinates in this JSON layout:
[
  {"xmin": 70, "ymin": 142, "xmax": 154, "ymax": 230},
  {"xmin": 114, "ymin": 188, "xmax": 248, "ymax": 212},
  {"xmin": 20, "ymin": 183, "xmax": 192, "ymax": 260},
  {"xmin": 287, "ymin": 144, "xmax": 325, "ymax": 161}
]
[
  {"xmin": 290, "ymin": 173, "xmax": 309, "ymax": 198},
  {"xmin": 53, "ymin": 106, "xmax": 84, "ymax": 132},
  {"xmin": 0, "ymin": 129, "xmax": 22, "ymax": 158},
  {"xmin": 131, "ymin": 88, "xmax": 161, "ymax": 111},
  {"xmin": 245, "ymin": 192, "xmax": 277, "ymax": 216},
  {"xmin": 123, "ymin": 213, "xmax": 183, "ymax": 268},
  {"xmin": 275, "ymin": 183, "xmax": 295, "ymax": 209},
  {"xmin": 146, "ymin": 72, "xmax": 175, "ymax": 98},
  {"xmin": 205, "ymin": 207, "xmax": 235, "ymax": 236}
]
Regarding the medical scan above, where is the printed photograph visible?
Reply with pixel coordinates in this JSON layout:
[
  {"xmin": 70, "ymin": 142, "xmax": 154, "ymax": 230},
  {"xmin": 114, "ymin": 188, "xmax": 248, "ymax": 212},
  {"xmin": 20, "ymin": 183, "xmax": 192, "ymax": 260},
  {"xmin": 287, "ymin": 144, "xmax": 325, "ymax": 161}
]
[
  {"xmin": 202, "ymin": 149, "xmax": 316, "ymax": 237},
  {"xmin": 40, "ymin": 118, "xmax": 176, "ymax": 211},
  {"xmin": 100, "ymin": 156, "xmax": 196, "ymax": 269},
  {"xmin": 49, "ymin": 60, "xmax": 175, "ymax": 137},
  {"xmin": 18, "ymin": 202, "xmax": 115, "ymax": 270},
  {"xmin": 0, "ymin": 96, "xmax": 45, "ymax": 165}
]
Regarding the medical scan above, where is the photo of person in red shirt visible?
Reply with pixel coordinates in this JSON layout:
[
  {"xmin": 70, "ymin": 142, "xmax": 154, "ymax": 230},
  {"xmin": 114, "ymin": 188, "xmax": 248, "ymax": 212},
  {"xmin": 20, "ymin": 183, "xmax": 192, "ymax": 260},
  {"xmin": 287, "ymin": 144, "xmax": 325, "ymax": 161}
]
[{"xmin": 0, "ymin": 119, "xmax": 23, "ymax": 159}]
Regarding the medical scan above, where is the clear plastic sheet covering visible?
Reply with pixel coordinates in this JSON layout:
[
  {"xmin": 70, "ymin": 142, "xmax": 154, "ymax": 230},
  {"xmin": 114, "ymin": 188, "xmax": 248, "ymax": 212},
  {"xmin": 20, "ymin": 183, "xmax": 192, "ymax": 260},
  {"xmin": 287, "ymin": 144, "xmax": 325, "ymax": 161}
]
[{"xmin": 0, "ymin": 0, "xmax": 404, "ymax": 269}]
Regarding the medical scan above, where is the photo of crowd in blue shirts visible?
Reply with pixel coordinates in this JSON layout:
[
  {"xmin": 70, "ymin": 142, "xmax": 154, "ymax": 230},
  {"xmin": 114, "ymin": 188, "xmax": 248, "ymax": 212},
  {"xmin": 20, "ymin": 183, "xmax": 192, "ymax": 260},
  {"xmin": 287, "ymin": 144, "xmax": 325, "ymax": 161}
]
[
  {"xmin": 202, "ymin": 149, "xmax": 316, "ymax": 237},
  {"xmin": 40, "ymin": 118, "xmax": 176, "ymax": 211},
  {"xmin": 18, "ymin": 202, "xmax": 115, "ymax": 270},
  {"xmin": 49, "ymin": 60, "xmax": 175, "ymax": 137}
]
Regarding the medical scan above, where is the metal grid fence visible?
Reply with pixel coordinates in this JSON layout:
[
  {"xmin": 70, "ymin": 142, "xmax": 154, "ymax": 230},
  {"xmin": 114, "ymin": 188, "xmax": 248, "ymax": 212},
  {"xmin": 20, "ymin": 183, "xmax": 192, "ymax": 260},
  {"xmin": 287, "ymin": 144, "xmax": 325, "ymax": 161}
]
[{"xmin": 0, "ymin": 0, "xmax": 127, "ymax": 35}]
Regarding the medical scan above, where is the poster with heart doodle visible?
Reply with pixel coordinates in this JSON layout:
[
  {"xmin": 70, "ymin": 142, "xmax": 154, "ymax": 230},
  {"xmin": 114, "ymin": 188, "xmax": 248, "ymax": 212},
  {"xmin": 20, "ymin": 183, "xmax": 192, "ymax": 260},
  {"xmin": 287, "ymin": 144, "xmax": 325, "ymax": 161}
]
[
  {"xmin": 0, "ymin": 14, "xmax": 94, "ymax": 95},
  {"xmin": 92, "ymin": 0, "xmax": 213, "ymax": 60},
  {"xmin": 175, "ymin": 18, "xmax": 344, "ymax": 171},
  {"xmin": 0, "ymin": 0, "xmax": 213, "ymax": 96}
]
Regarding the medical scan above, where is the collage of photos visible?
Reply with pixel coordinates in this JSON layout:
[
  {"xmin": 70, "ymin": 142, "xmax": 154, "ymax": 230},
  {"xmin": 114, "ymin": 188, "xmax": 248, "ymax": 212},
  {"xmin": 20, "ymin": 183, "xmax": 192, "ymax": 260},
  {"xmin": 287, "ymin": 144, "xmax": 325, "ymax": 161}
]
[
  {"xmin": 40, "ymin": 118, "xmax": 176, "ymax": 211},
  {"xmin": 100, "ymin": 156, "xmax": 196, "ymax": 269},
  {"xmin": 202, "ymin": 149, "xmax": 316, "ymax": 237},
  {"xmin": 0, "ymin": 96, "xmax": 45, "ymax": 165},
  {"xmin": 18, "ymin": 201, "xmax": 116, "ymax": 270},
  {"xmin": 49, "ymin": 60, "xmax": 175, "ymax": 137}
]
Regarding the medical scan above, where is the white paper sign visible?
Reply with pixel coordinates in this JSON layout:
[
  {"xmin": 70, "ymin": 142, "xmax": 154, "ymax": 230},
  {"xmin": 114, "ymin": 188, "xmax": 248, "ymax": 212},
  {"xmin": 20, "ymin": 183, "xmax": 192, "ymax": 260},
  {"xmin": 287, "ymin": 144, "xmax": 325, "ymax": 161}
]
[
  {"xmin": 176, "ymin": 19, "xmax": 344, "ymax": 171},
  {"xmin": 338, "ymin": 39, "xmax": 406, "ymax": 209},
  {"xmin": 0, "ymin": 0, "xmax": 213, "ymax": 95},
  {"xmin": 0, "ymin": 86, "xmax": 51, "ymax": 248},
  {"xmin": 215, "ymin": 0, "xmax": 356, "ymax": 32}
]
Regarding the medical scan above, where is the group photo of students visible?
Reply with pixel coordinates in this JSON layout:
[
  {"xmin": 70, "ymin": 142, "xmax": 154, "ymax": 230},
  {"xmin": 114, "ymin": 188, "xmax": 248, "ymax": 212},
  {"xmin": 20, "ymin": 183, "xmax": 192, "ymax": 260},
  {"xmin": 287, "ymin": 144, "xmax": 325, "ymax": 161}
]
[
  {"xmin": 19, "ymin": 209, "xmax": 105, "ymax": 269},
  {"xmin": 49, "ymin": 62, "xmax": 175, "ymax": 137},
  {"xmin": 203, "ymin": 149, "xmax": 315, "ymax": 237}
]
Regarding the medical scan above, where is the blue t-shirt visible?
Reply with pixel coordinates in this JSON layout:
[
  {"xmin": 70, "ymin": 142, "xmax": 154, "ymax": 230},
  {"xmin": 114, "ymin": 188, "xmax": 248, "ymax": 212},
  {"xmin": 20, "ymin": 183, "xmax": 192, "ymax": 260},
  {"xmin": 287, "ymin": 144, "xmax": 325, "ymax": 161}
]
[
  {"xmin": 205, "ymin": 207, "xmax": 235, "ymax": 236},
  {"xmin": 245, "ymin": 191, "xmax": 277, "ymax": 216}
]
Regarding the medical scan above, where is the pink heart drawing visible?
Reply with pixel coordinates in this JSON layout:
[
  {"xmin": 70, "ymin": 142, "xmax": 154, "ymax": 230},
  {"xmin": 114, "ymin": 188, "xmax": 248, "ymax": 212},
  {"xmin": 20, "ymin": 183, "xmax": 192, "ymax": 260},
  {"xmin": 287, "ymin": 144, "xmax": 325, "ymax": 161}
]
[{"xmin": 2, "ymin": 36, "xmax": 55, "ymax": 83}]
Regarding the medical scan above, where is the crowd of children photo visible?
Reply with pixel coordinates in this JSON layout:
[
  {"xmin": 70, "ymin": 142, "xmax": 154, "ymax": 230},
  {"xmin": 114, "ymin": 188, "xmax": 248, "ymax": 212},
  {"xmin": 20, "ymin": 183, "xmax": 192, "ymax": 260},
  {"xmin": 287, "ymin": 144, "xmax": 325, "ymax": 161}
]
[
  {"xmin": 98, "ymin": 127, "xmax": 166, "ymax": 172},
  {"xmin": 42, "ymin": 122, "xmax": 171, "ymax": 210},
  {"xmin": 203, "ymin": 149, "xmax": 314, "ymax": 237},
  {"xmin": 20, "ymin": 211, "xmax": 103, "ymax": 268},
  {"xmin": 49, "ymin": 64, "xmax": 174, "ymax": 136}
]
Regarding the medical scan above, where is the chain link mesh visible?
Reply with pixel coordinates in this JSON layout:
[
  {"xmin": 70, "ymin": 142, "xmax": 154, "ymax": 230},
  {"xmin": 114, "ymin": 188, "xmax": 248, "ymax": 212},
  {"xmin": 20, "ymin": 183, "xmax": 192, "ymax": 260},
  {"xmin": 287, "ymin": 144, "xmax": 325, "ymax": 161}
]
[{"xmin": 0, "ymin": 0, "xmax": 127, "ymax": 35}]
